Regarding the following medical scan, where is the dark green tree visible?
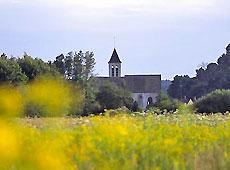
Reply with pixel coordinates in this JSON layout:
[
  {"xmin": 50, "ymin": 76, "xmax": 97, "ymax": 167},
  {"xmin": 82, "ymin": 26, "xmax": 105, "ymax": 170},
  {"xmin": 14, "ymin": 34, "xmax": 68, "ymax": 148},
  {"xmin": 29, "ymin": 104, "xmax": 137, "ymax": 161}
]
[
  {"xmin": 96, "ymin": 81, "xmax": 133, "ymax": 110},
  {"xmin": 73, "ymin": 51, "xmax": 84, "ymax": 82},
  {"xmin": 83, "ymin": 51, "xmax": 96, "ymax": 80},
  {"xmin": 53, "ymin": 54, "xmax": 65, "ymax": 75},
  {"xmin": 195, "ymin": 89, "xmax": 230, "ymax": 113},
  {"xmin": 0, "ymin": 55, "xmax": 28, "ymax": 84},
  {"xmin": 64, "ymin": 52, "xmax": 74, "ymax": 80},
  {"xmin": 82, "ymin": 78, "xmax": 101, "ymax": 115},
  {"xmin": 168, "ymin": 44, "xmax": 230, "ymax": 100},
  {"xmin": 17, "ymin": 53, "xmax": 55, "ymax": 81}
]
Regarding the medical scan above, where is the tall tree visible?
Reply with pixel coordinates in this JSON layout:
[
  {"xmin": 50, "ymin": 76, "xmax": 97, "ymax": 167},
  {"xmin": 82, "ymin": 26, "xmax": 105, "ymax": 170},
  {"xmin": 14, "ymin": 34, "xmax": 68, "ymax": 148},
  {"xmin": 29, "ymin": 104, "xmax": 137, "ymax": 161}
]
[
  {"xmin": 64, "ymin": 52, "xmax": 74, "ymax": 80},
  {"xmin": 53, "ymin": 54, "xmax": 65, "ymax": 75},
  {"xmin": 83, "ymin": 51, "xmax": 96, "ymax": 80},
  {"xmin": 73, "ymin": 51, "xmax": 84, "ymax": 82}
]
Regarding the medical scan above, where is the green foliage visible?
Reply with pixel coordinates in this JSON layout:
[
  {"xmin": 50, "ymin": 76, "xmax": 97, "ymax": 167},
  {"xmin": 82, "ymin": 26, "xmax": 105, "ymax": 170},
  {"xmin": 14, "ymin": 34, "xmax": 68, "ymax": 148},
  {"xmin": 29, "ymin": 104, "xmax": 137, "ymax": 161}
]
[
  {"xmin": 17, "ymin": 53, "xmax": 58, "ymax": 81},
  {"xmin": 195, "ymin": 89, "xmax": 230, "ymax": 113},
  {"xmin": 83, "ymin": 51, "xmax": 96, "ymax": 80},
  {"xmin": 131, "ymin": 101, "xmax": 142, "ymax": 112},
  {"xmin": 64, "ymin": 52, "xmax": 74, "ymax": 80},
  {"xmin": 168, "ymin": 44, "xmax": 230, "ymax": 100},
  {"xmin": 0, "ymin": 55, "xmax": 28, "ymax": 84},
  {"xmin": 168, "ymin": 75, "xmax": 196, "ymax": 101},
  {"xmin": 161, "ymin": 80, "xmax": 171, "ymax": 95},
  {"xmin": 82, "ymin": 78, "xmax": 101, "ymax": 115},
  {"xmin": 53, "ymin": 51, "xmax": 98, "ymax": 115},
  {"xmin": 147, "ymin": 93, "xmax": 180, "ymax": 113},
  {"xmin": 177, "ymin": 104, "xmax": 195, "ymax": 115},
  {"xmin": 53, "ymin": 54, "xmax": 65, "ymax": 74},
  {"xmin": 53, "ymin": 50, "xmax": 96, "ymax": 82},
  {"xmin": 96, "ymin": 81, "xmax": 133, "ymax": 110}
]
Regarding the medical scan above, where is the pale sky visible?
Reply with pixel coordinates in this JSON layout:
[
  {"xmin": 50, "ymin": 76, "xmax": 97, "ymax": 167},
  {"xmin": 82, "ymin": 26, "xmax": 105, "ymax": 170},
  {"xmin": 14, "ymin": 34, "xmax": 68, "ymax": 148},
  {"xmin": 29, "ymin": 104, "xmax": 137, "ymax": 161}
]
[{"xmin": 0, "ymin": 0, "xmax": 230, "ymax": 79}]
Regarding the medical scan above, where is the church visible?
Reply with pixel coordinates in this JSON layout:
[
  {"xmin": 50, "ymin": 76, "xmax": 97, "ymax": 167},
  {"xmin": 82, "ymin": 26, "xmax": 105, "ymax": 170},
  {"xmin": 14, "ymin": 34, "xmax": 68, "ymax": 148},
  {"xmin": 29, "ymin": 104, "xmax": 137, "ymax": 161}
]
[{"xmin": 96, "ymin": 49, "xmax": 161, "ymax": 109}]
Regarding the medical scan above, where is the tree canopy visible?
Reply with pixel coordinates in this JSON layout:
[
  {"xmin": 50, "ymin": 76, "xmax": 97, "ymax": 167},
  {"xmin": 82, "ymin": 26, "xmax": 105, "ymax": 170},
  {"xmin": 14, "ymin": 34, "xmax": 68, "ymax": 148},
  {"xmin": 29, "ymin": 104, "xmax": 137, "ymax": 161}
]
[{"xmin": 168, "ymin": 44, "xmax": 230, "ymax": 101}]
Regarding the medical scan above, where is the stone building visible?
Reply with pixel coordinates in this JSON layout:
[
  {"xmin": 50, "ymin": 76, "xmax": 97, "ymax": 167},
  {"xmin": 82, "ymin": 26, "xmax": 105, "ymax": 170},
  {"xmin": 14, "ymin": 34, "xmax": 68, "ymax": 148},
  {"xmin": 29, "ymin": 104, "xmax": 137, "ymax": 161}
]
[{"xmin": 96, "ymin": 48, "xmax": 161, "ymax": 109}]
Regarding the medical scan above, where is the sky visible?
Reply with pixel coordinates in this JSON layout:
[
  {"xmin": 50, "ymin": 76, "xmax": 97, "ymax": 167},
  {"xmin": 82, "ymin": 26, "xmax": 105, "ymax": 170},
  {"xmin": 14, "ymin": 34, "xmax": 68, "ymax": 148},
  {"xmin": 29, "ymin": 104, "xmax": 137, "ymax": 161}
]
[{"xmin": 0, "ymin": 0, "xmax": 229, "ymax": 80}]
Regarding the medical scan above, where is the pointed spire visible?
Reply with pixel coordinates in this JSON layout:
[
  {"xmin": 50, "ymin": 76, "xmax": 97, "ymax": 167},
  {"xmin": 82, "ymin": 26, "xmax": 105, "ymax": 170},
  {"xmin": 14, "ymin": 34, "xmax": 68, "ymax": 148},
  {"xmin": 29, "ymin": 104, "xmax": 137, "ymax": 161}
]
[
  {"xmin": 226, "ymin": 44, "xmax": 230, "ymax": 54},
  {"xmin": 108, "ymin": 48, "xmax": 122, "ymax": 63}
]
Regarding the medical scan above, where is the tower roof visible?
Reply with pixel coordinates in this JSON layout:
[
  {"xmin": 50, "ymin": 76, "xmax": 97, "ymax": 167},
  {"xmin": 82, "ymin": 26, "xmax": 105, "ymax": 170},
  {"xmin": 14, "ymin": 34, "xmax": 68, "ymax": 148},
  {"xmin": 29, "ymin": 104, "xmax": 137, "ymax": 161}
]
[
  {"xmin": 226, "ymin": 44, "xmax": 230, "ymax": 52},
  {"xmin": 108, "ymin": 48, "xmax": 122, "ymax": 63}
]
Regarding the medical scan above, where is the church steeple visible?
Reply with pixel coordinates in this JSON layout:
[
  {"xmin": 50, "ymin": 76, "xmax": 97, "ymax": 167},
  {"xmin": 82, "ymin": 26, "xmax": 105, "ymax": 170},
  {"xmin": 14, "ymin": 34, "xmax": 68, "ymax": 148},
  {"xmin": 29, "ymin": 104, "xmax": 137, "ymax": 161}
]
[
  {"xmin": 108, "ymin": 48, "xmax": 122, "ymax": 64},
  {"xmin": 108, "ymin": 48, "xmax": 122, "ymax": 77},
  {"xmin": 226, "ymin": 44, "xmax": 230, "ymax": 54}
]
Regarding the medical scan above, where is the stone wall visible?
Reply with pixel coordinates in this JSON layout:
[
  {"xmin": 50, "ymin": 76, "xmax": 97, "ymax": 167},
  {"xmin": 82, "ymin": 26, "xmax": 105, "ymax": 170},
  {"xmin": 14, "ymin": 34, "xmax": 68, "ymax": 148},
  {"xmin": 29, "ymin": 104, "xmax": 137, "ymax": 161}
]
[{"xmin": 132, "ymin": 93, "xmax": 159, "ymax": 110}]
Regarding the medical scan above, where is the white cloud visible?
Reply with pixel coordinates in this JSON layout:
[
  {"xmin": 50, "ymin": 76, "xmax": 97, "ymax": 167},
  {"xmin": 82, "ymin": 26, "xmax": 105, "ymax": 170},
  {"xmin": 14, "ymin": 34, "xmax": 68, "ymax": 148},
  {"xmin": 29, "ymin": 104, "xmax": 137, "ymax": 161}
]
[
  {"xmin": 0, "ymin": 0, "xmax": 228, "ymax": 32},
  {"xmin": 3, "ymin": 0, "xmax": 220, "ymax": 12}
]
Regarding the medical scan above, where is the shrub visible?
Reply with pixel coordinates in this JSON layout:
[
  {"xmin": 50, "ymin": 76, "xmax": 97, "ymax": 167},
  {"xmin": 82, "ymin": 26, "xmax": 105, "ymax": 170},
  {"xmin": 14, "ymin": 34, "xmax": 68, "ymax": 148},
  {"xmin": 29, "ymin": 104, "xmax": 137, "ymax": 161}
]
[
  {"xmin": 194, "ymin": 89, "xmax": 230, "ymax": 113},
  {"xmin": 147, "ymin": 93, "xmax": 180, "ymax": 113},
  {"xmin": 177, "ymin": 103, "xmax": 195, "ymax": 115},
  {"xmin": 23, "ymin": 76, "xmax": 84, "ymax": 117}
]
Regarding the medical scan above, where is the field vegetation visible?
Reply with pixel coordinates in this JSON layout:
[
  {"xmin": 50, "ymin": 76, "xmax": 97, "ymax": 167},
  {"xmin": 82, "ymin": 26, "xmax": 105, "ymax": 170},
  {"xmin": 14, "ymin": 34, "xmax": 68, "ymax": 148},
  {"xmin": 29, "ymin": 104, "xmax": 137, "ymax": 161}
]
[
  {"xmin": 0, "ymin": 77, "xmax": 229, "ymax": 170},
  {"xmin": 0, "ymin": 45, "xmax": 230, "ymax": 169},
  {"xmin": 0, "ymin": 113, "xmax": 229, "ymax": 169}
]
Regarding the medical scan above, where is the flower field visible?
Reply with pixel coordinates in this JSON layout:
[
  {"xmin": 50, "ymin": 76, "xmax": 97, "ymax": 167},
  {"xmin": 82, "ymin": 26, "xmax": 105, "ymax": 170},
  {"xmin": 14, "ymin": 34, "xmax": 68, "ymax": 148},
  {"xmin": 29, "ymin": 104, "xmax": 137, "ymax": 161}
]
[
  {"xmin": 0, "ymin": 113, "xmax": 229, "ymax": 170},
  {"xmin": 0, "ymin": 77, "xmax": 229, "ymax": 169}
]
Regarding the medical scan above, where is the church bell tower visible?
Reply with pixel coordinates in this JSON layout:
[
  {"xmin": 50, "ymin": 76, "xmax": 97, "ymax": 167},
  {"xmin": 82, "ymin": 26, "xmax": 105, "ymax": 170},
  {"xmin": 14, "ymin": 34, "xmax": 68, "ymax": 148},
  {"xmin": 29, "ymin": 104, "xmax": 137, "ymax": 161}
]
[{"xmin": 108, "ymin": 48, "xmax": 122, "ymax": 77}]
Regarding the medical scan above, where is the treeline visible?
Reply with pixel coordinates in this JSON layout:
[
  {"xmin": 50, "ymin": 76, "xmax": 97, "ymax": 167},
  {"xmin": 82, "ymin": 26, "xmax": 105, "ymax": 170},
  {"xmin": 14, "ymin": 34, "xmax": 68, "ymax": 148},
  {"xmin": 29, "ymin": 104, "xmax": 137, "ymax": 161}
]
[
  {"xmin": 0, "ymin": 51, "xmax": 132, "ymax": 116},
  {"xmin": 0, "ymin": 53, "xmax": 57, "ymax": 84},
  {"xmin": 168, "ymin": 44, "xmax": 230, "ymax": 101}
]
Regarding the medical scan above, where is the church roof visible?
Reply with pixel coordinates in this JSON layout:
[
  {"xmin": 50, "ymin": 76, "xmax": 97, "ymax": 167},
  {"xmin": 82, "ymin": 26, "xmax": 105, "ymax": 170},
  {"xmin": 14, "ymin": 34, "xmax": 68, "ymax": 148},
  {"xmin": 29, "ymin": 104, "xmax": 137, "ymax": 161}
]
[
  {"xmin": 95, "ymin": 75, "xmax": 161, "ymax": 93},
  {"xmin": 108, "ymin": 48, "xmax": 122, "ymax": 63}
]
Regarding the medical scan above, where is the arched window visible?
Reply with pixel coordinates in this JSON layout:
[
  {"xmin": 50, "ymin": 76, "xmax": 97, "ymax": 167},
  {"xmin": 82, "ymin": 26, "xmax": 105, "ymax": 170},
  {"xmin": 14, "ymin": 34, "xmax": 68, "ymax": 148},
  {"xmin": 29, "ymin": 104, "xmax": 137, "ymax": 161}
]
[
  {"xmin": 111, "ymin": 65, "xmax": 115, "ymax": 77},
  {"xmin": 116, "ymin": 65, "xmax": 119, "ymax": 77},
  {"xmin": 147, "ymin": 97, "xmax": 153, "ymax": 105}
]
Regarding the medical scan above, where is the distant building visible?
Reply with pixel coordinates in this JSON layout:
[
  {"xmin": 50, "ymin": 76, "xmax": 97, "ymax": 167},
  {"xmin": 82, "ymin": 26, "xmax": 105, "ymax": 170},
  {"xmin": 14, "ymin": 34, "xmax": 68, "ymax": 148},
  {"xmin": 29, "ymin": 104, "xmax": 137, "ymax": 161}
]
[{"xmin": 96, "ymin": 48, "xmax": 161, "ymax": 109}]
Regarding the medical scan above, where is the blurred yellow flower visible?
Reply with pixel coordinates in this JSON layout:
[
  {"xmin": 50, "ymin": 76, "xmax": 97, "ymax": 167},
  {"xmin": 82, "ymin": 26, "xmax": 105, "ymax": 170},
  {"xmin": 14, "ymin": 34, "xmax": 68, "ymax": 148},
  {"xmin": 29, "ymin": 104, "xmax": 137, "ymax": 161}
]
[{"xmin": 0, "ymin": 85, "xmax": 23, "ymax": 117}]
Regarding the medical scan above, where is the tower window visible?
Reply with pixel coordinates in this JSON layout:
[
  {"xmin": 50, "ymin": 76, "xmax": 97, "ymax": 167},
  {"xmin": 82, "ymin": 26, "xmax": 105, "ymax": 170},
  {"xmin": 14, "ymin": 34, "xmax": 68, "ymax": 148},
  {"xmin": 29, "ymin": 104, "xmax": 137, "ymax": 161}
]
[
  {"xmin": 112, "ymin": 65, "xmax": 115, "ymax": 77},
  {"xmin": 116, "ymin": 65, "xmax": 119, "ymax": 77}
]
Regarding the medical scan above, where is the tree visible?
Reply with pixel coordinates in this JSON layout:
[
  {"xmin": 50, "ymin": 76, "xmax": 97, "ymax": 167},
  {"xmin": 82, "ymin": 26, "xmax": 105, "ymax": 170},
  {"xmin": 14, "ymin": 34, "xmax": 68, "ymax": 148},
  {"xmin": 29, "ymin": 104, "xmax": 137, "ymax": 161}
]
[
  {"xmin": 0, "ymin": 56, "xmax": 27, "ymax": 84},
  {"xmin": 54, "ymin": 50, "xmax": 96, "ymax": 83},
  {"xmin": 194, "ymin": 89, "xmax": 230, "ymax": 113},
  {"xmin": 161, "ymin": 80, "xmax": 172, "ymax": 95},
  {"xmin": 168, "ymin": 44, "xmax": 230, "ymax": 100},
  {"xmin": 168, "ymin": 75, "xmax": 195, "ymax": 101},
  {"xmin": 150, "ymin": 93, "xmax": 179, "ymax": 112},
  {"xmin": 64, "ymin": 52, "xmax": 74, "ymax": 80},
  {"xmin": 82, "ymin": 78, "xmax": 101, "ymax": 115},
  {"xmin": 53, "ymin": 54, "xmax": 65, "ymax": 75},
  {"xmin": 83, "ymin": 51, "xmax": 96, "ymax": 80},
  {"xmin": 17, "ymin": 53, "xmax": 56, "ymax": 81},
  {"xmin": 96, "ymin": 81, "xmax": 133, "ymax": 110},
  {"xmin": 73, "ymin": 51, "xmax": 84, "ymax": 82},
  {"xmin": 53, "ymin": 50, "xmax": 98, "ymax": 115}
]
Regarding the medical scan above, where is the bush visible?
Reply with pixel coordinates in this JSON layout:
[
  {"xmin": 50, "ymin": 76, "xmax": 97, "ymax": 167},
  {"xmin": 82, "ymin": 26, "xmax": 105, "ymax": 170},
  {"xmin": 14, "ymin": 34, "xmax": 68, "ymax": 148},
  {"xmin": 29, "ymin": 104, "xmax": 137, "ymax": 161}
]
[
  {"xmin": 23, "ymin": 76, "xmax": 84, "ymax": 117},
  {"xmin": 147, "ymin": 93, "xmax": 180, "ymax": 113},
  {"xmin": 195, "ymin": 89, "xmax": 230, "ymax": 113}
]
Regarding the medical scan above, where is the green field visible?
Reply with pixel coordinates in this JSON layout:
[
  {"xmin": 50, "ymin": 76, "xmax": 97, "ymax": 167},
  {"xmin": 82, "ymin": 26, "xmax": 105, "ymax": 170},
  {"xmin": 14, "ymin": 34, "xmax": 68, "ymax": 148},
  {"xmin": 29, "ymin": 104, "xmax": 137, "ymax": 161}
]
[{"xmin": 1, "ymin": 113, "xmax": 229, "ymax": 170}]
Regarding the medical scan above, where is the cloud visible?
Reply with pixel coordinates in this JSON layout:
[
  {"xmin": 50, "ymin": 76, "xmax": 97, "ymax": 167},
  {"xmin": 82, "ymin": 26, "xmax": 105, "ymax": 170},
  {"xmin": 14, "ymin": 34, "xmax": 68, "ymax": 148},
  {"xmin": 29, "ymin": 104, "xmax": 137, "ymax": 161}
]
[
  {"xmin": 3, "ymin": 0, "xmax": 220, "ymax": 12},
  {"xmin": 0, "ymin": 0, "xmax": 228, "ymax": 33}
]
